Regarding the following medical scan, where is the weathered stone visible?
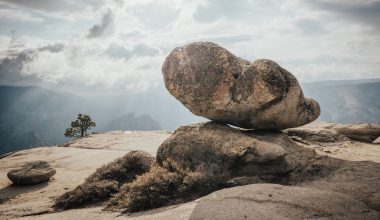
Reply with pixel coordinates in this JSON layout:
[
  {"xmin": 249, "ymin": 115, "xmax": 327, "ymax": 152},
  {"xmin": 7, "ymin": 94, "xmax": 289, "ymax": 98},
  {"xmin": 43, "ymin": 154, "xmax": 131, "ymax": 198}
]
[
  {"xmin": 285, "ymin": 122, "xmax": 380, "ymax": 143},
  {"xmin": 156, "ymin": 122, "xmax": 290, "ymax": 178},
  {"xmin": 7, "ymin": 160, "xmax": 56, "ymax": 185},
  {"xmin": 162, "ymin": 42, "xmax": 320, "ymax": 129},
  {"xmin": 330, "ymin": 123, "xmax": 380, "ymax": 143},
  {"xmin": 301, "ymin": 160, "xmax": 380, "ymax": 211},
  {"xmin": 190, "ymin": 184, "xmax": 379, "ymax": 220},
  {"xmin": 284, "ymin": 128, "xmax": 349, "ymax": 142}
]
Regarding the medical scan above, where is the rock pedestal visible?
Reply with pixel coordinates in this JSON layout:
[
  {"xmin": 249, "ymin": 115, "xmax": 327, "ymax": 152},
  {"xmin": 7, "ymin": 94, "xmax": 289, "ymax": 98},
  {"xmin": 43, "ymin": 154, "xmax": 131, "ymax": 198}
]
[{"xmin": 157, "ymin": 122, "xmax": 291, "ymax": 181}]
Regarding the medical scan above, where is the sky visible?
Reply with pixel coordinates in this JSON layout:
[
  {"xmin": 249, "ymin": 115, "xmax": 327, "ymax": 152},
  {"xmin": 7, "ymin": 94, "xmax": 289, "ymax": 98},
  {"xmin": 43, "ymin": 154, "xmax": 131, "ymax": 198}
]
[{"xmin": 0, "ymin": 0, "xmax": 379, "ymax": 94}]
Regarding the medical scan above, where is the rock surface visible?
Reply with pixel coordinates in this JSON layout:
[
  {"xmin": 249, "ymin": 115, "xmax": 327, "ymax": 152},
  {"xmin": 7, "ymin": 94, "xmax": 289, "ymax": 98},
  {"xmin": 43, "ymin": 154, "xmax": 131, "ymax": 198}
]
[
  {"xmin": 0, "ymin": 130, "xmax": 171, "ymax": 219},
  {"xmin": 7, "ymin": 161, "xmax": 56, "ymax": 185},
  {"xmin": 162, "ymin": 42, "xmax": 320, "ymax": 129},
  {"xmin": 284, "ymin": 128, "xmax": 349, "ymax": 143},
  {"xmin": 301, "ymin": 160, "xmax": 380, "ymax": 211},
  {"xmin": 157, "ymin": 122, "xmax": 291, "ymax": 180},
  {"xmin": 374, "ymin": 136, "xmax": 380, "ymax": 144},
  {"xmin": 157, "ymin": 121, "xmax": 344, "ymax": 185},
  {"xmin": 190, "ymin": 184, "xmax": 379, "ymax": 220},
  {"xmin": 157, "ymin": 122, "xmax": 380, "ymax": 211},
  {"xmin": 1, "ymin": 126, "xmax": 380, "ymax": 219},
  {"xmin": 331, "ymin": 123, "xmax": 380, "ymax": 143},
  {"xmin": 286, "ymin": 122, "xmax": 380, "ymax": 143}
]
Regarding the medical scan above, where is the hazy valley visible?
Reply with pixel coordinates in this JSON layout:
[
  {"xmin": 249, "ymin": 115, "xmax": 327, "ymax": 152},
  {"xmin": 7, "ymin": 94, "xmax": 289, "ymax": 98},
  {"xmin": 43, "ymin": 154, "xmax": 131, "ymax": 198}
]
[{"xmin": 1, "ymin": 78, "xmax": 379, "ymax": 155}]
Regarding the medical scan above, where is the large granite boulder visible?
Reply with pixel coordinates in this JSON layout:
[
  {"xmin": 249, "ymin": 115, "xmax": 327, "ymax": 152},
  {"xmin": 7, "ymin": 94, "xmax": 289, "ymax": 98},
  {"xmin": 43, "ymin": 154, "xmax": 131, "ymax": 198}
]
[
  {"xmin": 162, "ymin": 42, "xmax": 320, "ymax": 130},
  {"xmin": 190, "ymin": 184, "xmax": 379, "ymax": 220},
  {"xmin": 7, "ymin": 160, "xmax": 56, "ymax": 185},
  {"xmin": 156, "ymin": 122, "xmax": 333, "ymax": 184},
  {"xmin": 156, "ymin": 122, "xmax": 291, "ymax": 181}
]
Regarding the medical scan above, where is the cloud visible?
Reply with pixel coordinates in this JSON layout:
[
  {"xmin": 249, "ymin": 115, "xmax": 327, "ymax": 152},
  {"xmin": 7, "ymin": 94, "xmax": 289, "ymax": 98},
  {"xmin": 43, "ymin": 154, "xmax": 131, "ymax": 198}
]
[
  {"xmin": 0, "ymin": 0, "xmax": 105, "ymax": 21},
  {"xmin": 306, "ymin": 0, "xmax": 380, "ymax": 31},
  {"xmin": 126, "ymin": 1, "xmax": 179, "ymax": 30},
  {"xmin": 194, "ymin": 0, "xmax": 252, "ymax": 23},
  {"xmin": 0, "ymin": 0, "xmax": 104, "ymax": 13},
  {"xmin": 106, "ymin": 43, "xmax": 159, "ymax": 59},
  {"xmin": 0, "ymin": 8, "xmax": 44, "ymax": 22},
  {"xmin": 0, "ymin": 0, "xmax": 379, "ymax": 94},
  {"xmin": 295, "ymin": 18, "xmax": 326, "ymax": 36},
  {"xmin": 86, "ymin": 9, "xmax": 114, "ymax": 38},
  {"xmin": 0, "ymin": 48, "xmax": 38, "ymax": 86},
  {"xmin": 0, "ymin": 34, "xmax": 163, "ymax": 93},
  {"xmin": 38, "ymin": 43, "xmax": 65, "ymax": 53},
  {"xmin": 194, "ymin": 0, "xmax": 282, "ymax": 23}
]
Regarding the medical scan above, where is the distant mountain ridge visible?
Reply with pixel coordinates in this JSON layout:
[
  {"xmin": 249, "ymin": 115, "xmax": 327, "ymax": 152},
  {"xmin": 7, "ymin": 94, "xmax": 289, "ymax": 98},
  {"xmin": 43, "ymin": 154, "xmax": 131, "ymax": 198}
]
[
  {"xmin": 104, "ymin": 113, "xmax": 161, "ymax": 131},
  {"xmin": 302, "ymin": 80, "xmax": 380, "ymax": 123},
  {"xmin": 0, "ymin": 78, "xmax": 379, "ymax": 154},
  {"xmin": 303, "ymin": 78, "xmax": 380, "ymax": 86},
  {"xmin": 0, "ymin": 86, "xmax": 163, "ymax": 154}
]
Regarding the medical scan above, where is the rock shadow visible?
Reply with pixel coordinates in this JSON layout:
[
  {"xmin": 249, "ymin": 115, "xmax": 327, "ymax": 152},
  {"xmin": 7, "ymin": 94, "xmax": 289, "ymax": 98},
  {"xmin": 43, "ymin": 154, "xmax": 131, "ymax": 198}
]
[{"xmin": 0, "ymin": 182, "xmax": 49, "ymax": 203}]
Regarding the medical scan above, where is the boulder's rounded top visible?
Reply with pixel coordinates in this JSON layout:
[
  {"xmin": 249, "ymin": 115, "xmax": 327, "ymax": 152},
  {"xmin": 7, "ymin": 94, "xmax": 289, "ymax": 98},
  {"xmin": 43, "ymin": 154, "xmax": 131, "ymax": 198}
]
[{"xmin": 162, "ymin": 42, "xmax": 320, "ymax": 130}]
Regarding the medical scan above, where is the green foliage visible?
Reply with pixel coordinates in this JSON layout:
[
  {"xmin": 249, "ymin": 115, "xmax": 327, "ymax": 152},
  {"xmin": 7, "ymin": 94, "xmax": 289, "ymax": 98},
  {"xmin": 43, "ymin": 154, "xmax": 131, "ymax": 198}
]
[{"xmin": 64, "ymin": 113, "xmax": 96, "ymax": 138}]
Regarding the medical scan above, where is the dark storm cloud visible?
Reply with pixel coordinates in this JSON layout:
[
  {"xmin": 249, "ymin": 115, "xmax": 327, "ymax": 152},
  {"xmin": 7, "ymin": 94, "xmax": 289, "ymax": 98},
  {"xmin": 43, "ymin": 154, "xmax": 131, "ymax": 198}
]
[
  {"xmin": 86, "ymin": 9, "xmax": 114, "ymax": 38},
  {"xmin": 307, "ymin": 0, "xmax": 380, "ymax": 30},
  {"xmin": 0, "ymin": 43, "xmax": 65, "ymax": 85},
  {"xmin": 0, "ymin": 49, "xmax": 36, "ymax": 85}
]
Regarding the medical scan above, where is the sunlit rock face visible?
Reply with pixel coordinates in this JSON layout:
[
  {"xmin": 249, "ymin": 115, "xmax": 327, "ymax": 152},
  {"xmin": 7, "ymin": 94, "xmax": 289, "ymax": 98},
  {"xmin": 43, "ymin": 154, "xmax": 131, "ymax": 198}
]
[{"xmin": 162, "ymin": 42, "xmax": 320, "ymax": 130}]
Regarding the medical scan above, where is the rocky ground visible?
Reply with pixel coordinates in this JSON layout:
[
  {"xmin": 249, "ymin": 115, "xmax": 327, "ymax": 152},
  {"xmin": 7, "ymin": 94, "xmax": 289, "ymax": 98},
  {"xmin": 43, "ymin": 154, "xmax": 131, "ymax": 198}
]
[
  {"xmin": 0, "ymin": 122, "xmax": 379, "ymax": 219},
  {"xmin": 0, "ymin": 131, "xmax": 174, "ymax": 219}
]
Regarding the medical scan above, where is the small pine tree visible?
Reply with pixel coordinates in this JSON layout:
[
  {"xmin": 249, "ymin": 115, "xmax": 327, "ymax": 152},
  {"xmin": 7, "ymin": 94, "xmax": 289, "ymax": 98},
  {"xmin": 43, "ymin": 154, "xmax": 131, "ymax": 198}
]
[{"xmin": 64, "ymin": 113, "xmax": 96, "ymax": 138}]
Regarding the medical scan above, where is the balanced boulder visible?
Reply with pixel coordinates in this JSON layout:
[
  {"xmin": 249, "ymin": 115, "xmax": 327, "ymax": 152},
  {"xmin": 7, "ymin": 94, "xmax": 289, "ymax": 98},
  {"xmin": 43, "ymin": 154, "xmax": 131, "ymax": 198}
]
[
  {"xmin": 162, "ymin": 42, "xmax": 320, "ymax": 130},
  {"xmin": 7, "ymin": 160, "xmax": 56, "ymax": 185}
]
